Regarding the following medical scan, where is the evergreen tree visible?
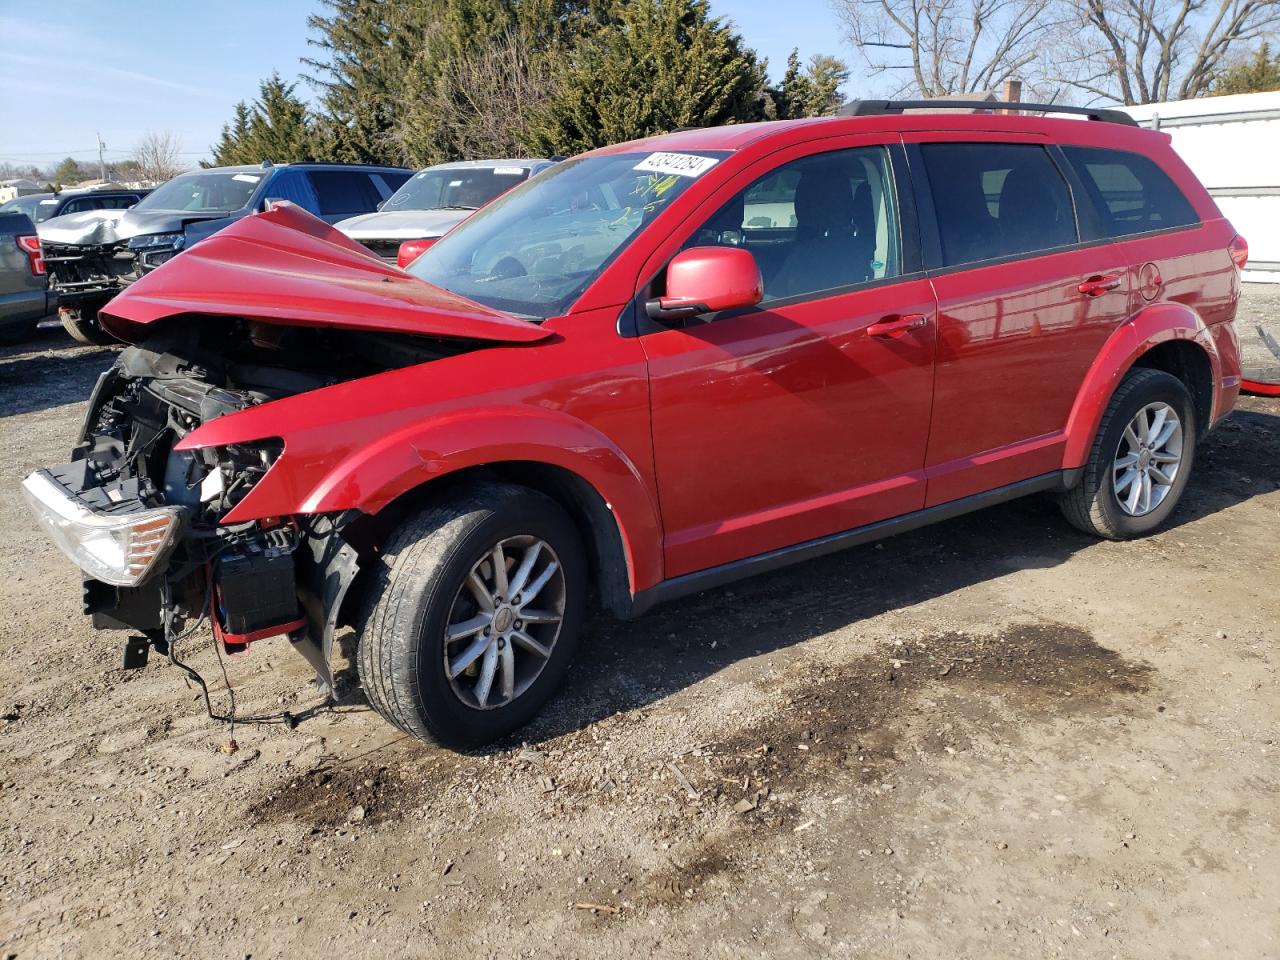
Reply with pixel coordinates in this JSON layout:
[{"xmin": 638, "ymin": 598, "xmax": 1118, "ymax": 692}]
[
  {"xmin": 211, "ymin": 102, "xmax": 254, "ymax": 165},
  {"xmin": 209, "ymin": 75, "xmax": 318, "ymax": 165},
  {"xmin": 1212, "ymin": 42, "xmax": 1280, "ymax": 95},
  {"xmin": 52, "ymin": 157, "xmax": 85, "ymax": 186},
  {"xmin": 769, "ymin": 50, "xmax": 849, "ymax": 119},
  {"xmin": 248, "ymin": 73, "xmax": 318, "ymax": 162},
  {"xmin": 302, "ymin": 0, "xmax": 434, "ymax": 163},
  {"xmin": 527, "ymin": 0, "xmax": 768, "ymax": 155}
]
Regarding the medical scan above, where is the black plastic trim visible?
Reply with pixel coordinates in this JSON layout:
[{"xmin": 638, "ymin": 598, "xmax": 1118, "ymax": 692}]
[
  {"xmin": 842, "ymin": 100, "xmax": 1139, "ymax": 127},
  {"xmin": 625, "ymin": 469, "xmax": 1080, "ymax": 616}
]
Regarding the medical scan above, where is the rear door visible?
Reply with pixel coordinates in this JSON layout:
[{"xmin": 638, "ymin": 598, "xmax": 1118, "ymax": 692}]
[
  {"xmin": 305, "ymin": 170, "xmax": 386, "ymax": 224},
  {"xmin": 906, "ymin": 134, "xmax": 1132, "ymax": 505},
  {"xmin": 639, "ymin": 139, "xmax": 939, "ymax": 577}
]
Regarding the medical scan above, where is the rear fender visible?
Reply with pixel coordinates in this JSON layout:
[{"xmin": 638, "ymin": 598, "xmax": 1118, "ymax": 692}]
[{"xmin": 1063, "ymin": 302, "xmax": 1221, "ymax": 468}]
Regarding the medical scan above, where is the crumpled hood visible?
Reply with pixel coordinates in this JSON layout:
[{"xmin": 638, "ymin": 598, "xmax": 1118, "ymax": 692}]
[
  {"xmin": 38, "ymin": 207, "xmax": 229, "ymax": 246},
  {"xmin": 335, "ymin": 208, "xmax": 472, "ymax": 241},
  {"xmin": 98, "ymin": 201, "xmax": 549, "ymax": 345}
]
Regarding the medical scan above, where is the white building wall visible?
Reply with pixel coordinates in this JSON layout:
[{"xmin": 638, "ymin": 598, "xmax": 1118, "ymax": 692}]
[{"xmin": 1122, "ymin": 92, "xmax": 1280, "ymax": 283}]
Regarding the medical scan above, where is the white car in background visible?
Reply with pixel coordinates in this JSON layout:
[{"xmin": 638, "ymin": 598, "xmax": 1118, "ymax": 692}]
[{"xmin": 336, "ymin": 159, "xmax": 555, "ymax": 262}]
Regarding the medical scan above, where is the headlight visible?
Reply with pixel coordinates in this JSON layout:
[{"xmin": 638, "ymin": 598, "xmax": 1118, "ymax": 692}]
[
  {"xmin": 128, "ymin": 232, "xmax": 185, "ymax": 251},
  {"xmin": 21, "ymin": 470, "xmax": 185, "ymax": 587}
]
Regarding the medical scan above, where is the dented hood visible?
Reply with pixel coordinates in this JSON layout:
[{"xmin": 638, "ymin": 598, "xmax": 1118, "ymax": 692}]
[{"xmin": 99, "ymin": 202, "xmax": 550, "ymax": 345}]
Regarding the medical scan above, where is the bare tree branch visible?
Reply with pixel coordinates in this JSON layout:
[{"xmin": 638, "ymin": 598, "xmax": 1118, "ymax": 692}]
[
  {"xmin": 131, "ymin": 131, "xmax": 184, "ymax": 185},
  {"xmin": 1052, "ymin": 0, "xmax": 1280, "ymax": 104}
]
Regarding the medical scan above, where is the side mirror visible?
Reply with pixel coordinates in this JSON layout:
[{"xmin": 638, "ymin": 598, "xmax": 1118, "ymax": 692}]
[
  {"xmin": 397, "ymin": 236, "xmax": 437, "ymax": 269},
  {"xmin": 646, "ymin": 246, "xmax": 762, "ymax": 323},
  {"xmin": 260, "ymin": 197, "xmax": 283, "ymax": 213}
]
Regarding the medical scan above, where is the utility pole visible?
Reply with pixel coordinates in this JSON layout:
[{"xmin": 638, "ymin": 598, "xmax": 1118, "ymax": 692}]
[{"xmin": 96, "ymin": 132, "xmax": 106, "ymax": 182}]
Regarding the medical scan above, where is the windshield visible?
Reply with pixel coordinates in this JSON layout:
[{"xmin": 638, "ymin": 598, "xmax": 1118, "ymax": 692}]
[
  {"xmin": 407, "ymin": 151, "xmax": 725, "ymax": 318},
  {"xmin": 135, "ymin": 171, "xmax": 261, "ymax": 212},
  {"xmin": 0, "ymin": 195, "xmax": 57, "ymax": 222},
  {"xmin": 387, "ymin": 166, "xmax": 534, "ymax": 212}
]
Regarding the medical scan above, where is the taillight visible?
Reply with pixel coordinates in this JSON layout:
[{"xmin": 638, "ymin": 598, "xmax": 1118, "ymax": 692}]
[
  {"xmin": 1228, "ymin": 234, "xmax": 1249, "ymax": 271},
  {"xmin": 16, "ymin": 234, "xmax": 45, "ymax": 276}
]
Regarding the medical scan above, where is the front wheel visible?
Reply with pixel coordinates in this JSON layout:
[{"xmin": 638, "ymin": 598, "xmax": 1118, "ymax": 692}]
[
  {"xmin": 356, "ymin": 484, "xmax": 586, "ymax": 749},
  {"xmin": 1060, "ymin": 368, "xmax": 1197, "ymax": 539}
]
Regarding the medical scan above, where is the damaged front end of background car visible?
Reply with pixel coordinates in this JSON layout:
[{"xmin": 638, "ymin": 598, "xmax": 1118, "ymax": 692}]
[{"xmin": 22, "ymin": 202, "xmax": 549, "ymax": 703}]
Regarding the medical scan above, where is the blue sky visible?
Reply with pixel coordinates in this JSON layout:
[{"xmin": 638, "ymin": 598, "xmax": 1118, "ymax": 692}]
[{"xmin": 0, "ymin": 0, "xmax": 860, "ymax": 170}]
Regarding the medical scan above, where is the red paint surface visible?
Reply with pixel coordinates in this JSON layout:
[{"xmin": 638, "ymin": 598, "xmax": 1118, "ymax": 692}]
[{"xmin": 107, "ymin": 115, "xmax": 1241, "ymax": 599}]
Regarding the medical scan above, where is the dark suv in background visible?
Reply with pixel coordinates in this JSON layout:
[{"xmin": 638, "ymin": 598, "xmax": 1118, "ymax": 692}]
[
  {"xmin": 38, "ymin": 162, "xmax": 411, "ymax": 343},
  {"xmin": 0, "ymin": 189, "xmax": 151, "ymax": 224}
]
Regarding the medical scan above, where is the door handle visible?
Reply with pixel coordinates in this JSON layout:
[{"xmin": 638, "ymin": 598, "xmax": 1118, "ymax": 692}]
[
  {"xmin": 866, "ymin": 314, "xmax": 928, "ymax": 338},
  {"xmin": 1078, "ymin": 274, "xmax": 1122, "ymax": 297}
]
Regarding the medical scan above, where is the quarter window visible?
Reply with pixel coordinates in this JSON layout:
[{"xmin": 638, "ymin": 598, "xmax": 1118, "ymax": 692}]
[
  {"xmin": 1062, "ymin": 146, "xmax": 1199, "ymax": 238},
  {"xmin": 306, "ymin": 171, "xmax": 383, "ymax": 217},
  {"xmin": 920, "ymin": 143, "xmax": 1078, "ymax": 267},
  {"xmin": 683, "ymin": 146, "xmax": 901, "ymax": 302}
]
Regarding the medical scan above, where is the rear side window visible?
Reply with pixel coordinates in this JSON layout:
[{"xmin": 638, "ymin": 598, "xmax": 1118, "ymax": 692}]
[
  {"xmin": 264, "ymin": 170, "xmax": 320, "ymax": 214},
  {"xmin": 306, "ymin": 171, "xmax": 383, "ymax": 216},
  {"xmin": 920, "ymin": 143, "xmax": 1078, "ymax": 267},
  {"xmin": 1062, "ymin": 146, "xmax": 1199, "ymax": 238}
]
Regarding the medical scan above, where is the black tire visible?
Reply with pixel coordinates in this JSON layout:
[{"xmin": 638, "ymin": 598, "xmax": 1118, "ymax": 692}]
[
  {"xmin": 1060, "ymin": 368, "xmax": 1197, "ymax": 539},
  {"xmin": 59, "ymin": 306, "xmax": 115, "ymax": 346},
  {"xmin": 356, "ymin": 483, "xmax": 586, "ymax": 749},
  {"xmin": 0, "ymin": 320, "xmax": 38, "ymax": 345}
]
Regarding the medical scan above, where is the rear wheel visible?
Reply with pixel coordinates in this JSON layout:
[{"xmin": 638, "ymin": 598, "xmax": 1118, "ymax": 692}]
[
  {"xmin": 1060, "ymin": 368, "xmax": 1197, "ymax": 539},
  {"xmin": 356, "ymin": 483, "xmax": 586, "ymax": 749},
  {"xmin": 59, "ymin": 306, "xmax": 115, "ymax": 346}
]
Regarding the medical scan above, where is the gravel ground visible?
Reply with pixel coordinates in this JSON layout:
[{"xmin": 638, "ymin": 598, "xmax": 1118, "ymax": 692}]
[
  {"xmin": 1, "ymin": 300, "xmax": 1277, "ymax": 959},
  {"xmin": 1239, "ymin": 283, "xmax": 1280, "ymax": 383}
]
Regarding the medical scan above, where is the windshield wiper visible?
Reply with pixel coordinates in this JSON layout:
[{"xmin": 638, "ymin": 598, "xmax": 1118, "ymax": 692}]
[{"xmin": 436, "ymin": 205, "xmax": 480, "ymax": 211}]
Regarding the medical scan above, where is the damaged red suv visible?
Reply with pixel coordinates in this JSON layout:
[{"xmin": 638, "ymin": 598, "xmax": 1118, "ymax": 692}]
[{"xmin": 23, "ymin": 101, "xmax": 1244, "ymax": 748}]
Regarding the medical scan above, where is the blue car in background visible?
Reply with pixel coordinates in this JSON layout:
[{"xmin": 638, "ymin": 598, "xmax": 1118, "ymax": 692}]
[{"xmin": 37, "ymin": 162, "xmax": 412, "ymax": 343}]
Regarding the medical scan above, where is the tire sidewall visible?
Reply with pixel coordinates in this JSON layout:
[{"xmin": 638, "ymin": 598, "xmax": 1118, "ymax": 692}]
[
  {"xmin": 1092, "ymin": 373, "xmax": 1197, "ymax": 536},
  {"xmin": 407, "ymin": 493, "xmax": 586, "ymax": 748}
]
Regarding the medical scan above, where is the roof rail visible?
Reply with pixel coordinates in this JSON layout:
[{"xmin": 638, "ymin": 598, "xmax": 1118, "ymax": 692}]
[{"xmin": 839, "ymin": 99, "xmax": 1139, "ymax": 127}]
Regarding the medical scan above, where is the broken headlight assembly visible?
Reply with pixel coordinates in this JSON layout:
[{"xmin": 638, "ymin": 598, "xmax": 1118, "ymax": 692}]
[
  {"xmin": 21, "ymin": 469, "xmax": 185, "ymax": 587},
  {"xmin": 128, "ymin": 231, "xmax": 186, "ymax": 271}
]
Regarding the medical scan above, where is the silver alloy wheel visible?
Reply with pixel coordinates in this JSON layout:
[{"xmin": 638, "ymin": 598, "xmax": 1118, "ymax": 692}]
[
  {"xmin": 1112, "ymin": 401, "xmax": 1183, "ymax": 517},
  {"xmin": 442, "ymin": 535, "xmax": 566, "ymax": 711}
]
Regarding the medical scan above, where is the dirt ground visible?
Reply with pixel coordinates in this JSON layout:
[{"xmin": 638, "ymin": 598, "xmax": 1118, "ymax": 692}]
[{"xmin": 1, "ymin": 292, "xmax": 1278, "ymax": 960}]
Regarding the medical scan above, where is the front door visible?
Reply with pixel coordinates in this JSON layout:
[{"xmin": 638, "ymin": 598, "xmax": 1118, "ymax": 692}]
[{"xmin": 640, "ymin": 143, "xmax": 938, "ymax": 578}]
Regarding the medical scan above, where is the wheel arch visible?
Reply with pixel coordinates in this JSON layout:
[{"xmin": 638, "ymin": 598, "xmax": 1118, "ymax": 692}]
[
  {"xmin": 360, "ymin": 460, "xmax": 639, "ymax": 622},
  {"xmin": 1063, "ymin": 302, "xmax": 1221, "ymax": 469}
]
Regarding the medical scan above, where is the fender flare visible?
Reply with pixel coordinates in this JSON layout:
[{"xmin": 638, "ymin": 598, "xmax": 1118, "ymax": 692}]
[
  {"xmin": 298, "ymin": 405, "xmax": 664, "ymax": 594},
  {"xmin": 1062, "ymin": 302, "xmax": 1221, "ymax": 469}
]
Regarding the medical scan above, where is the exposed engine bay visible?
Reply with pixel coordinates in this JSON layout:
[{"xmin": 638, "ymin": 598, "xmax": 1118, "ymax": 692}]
[{"xmin": 34, "ymin": 316, "xmax": 479, "ymax": 692}]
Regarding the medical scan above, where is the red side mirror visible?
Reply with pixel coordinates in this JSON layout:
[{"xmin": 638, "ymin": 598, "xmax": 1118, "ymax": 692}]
[
  {"xmin": 397, "ymin": 237, "xmax": 437, "ymax": 269},
  {"xmin": 647, "ymin": 246, "xmax": 762, "ymax": 322}
]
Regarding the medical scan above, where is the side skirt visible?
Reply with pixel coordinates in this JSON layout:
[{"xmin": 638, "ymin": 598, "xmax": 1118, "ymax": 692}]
[{"xmin": 626, "ymin": 469, "xmax": 1082, "ymax": 617}]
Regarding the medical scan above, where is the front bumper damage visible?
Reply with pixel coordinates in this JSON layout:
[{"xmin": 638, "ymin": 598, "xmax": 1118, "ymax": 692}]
[{"xmin": 20, "ymin": 351, "xmax": 365, "ymax": 696}]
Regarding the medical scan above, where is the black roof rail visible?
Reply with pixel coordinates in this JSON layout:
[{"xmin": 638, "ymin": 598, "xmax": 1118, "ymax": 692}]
[{"xmin": 839, "ymin": 99, "xmax": 1139, "ymax": 127}]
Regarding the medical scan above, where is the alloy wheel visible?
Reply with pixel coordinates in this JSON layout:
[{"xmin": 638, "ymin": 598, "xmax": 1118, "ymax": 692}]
[
  {"xmin": 1112, "ymin": 401, "xmax": 1183, "ymax": 517},
  {"xmin": 442, "ymin": 535, "xmax": 566, "ymax": 711}
]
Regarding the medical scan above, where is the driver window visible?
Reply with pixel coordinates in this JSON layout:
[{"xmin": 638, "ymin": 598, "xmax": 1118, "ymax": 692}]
[{"xmin": 684, "ymin": 146, "xmax": 900, "ymax": 302}]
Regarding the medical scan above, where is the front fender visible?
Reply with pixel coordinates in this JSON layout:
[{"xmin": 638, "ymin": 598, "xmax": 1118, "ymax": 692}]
[
  {"xmin": 1062, "ymin": 302, "xmax": 1221, "ymax": 469},
  {"xmin": 196, "ymin": 401, "xmax": 663, "ymax": 595}
]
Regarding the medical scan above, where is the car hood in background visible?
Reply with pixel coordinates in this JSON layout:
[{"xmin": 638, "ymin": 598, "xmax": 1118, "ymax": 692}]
[
  {"xmin": 99, "ymin": 201, "xmax": 549, "ymax": 345},
  {"xmin": 38, "ymin": 208, "xmax": 230, "ymax": 246},
  {"xmin": 335, "ymin": 208, "xmax": 472, "ymax": 241}
]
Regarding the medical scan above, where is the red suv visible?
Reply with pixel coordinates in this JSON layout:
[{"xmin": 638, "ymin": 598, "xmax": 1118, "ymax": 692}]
[{"xmin": 23, "ymin": 101, "xmax": 1245, "ymax": 748}]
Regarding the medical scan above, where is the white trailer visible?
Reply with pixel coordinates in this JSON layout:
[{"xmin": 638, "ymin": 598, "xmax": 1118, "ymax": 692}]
[{"xmin": 1120, "ymin": 92, "xmax": 1280, "ymax": 283}]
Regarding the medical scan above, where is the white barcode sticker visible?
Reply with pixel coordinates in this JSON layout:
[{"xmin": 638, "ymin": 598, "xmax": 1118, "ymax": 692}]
[{"xmin": 633, "ymin": 152, "xmax": 718, "ymax": 178}]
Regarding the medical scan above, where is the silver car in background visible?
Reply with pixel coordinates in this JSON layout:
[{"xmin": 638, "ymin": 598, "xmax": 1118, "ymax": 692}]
[{"xmin": 336, "ymin": 159, "xmax": 555, "ymax": 261}]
